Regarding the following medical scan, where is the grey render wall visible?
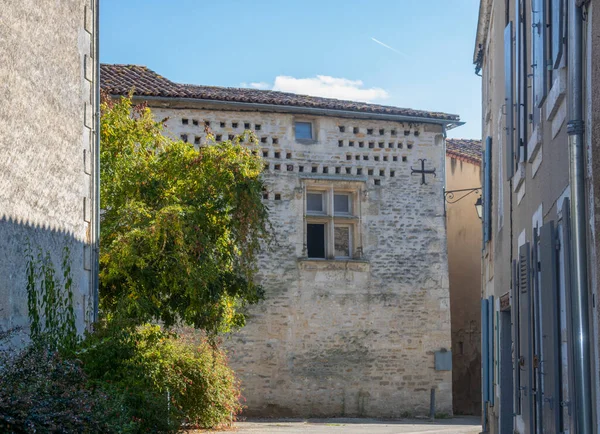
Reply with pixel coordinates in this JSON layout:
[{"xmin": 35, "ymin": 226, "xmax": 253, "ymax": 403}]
[
  {"xmin": 478, "ymin": 0, "xmax": 575, "ymax": 433},
  {"xmin": 145, "ymin": 101, "xmax": 453, "ymax": 418},
  {"xmin": 0, "ymin": 1, "xmax": 98, "ymax": 339}
]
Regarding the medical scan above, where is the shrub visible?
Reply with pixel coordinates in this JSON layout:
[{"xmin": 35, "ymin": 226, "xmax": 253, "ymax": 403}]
[
  {"xmin": 0, "ymin": 338, "xmax": 133, "ymax": 433},
  {"xmin": 78, "ymin": 321, "xmax": 242, "ymax": 431}
]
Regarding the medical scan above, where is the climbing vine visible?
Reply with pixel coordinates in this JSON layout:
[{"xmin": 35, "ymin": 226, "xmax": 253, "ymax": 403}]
[{"xmin": 25, "ymin": 241, "xmax": 77, "ymax": 351}]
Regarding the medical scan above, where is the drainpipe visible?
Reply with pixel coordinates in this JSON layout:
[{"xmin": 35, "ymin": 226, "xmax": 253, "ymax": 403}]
[
  {"xmin": 567, "ymin": 1, "xmax": 592, "ymax": 432},
  {"xmin": 92, "ymin": 0, "xmax": 101, "ymax": 323}
]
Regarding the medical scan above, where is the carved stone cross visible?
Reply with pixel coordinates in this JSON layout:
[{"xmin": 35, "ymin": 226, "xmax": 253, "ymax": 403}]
[{"xmin": 410, "ymin": 158, "xmax": 437, "ymax": 185}]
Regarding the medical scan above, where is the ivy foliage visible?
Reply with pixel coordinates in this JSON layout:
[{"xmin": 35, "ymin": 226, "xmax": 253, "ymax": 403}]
[{"xmin": 100, "ymin": 95, "xmax": 269, "ymax": 335}]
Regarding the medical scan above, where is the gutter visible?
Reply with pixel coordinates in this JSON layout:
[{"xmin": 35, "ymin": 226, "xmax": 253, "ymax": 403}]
[
  {"xmin": 122, "ymin": 94, "xmax": 465, "ymax": 131},
  {"xmin": 567, "ymin": 1, "xmax": 592, "ymax": 432},
  {"xmin": 92, "ymin": 0, "xmax": 100, "ymax": 323}
]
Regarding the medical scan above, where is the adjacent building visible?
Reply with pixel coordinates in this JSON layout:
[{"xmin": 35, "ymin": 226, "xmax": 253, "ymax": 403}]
[
  {"xmin": 445, "ymin": 139, "xmax": 482, "ymax": 416},
  {"xmin": 0, "ymin": 1, "xmax": 100, "ymax": 340},
  {"xmin": 475, "ymin": 0, "xmax": 599, "ymax": 432},
  {"xmin": 101, "ymin": 63, "xmax": 461, "ymax": 417}
]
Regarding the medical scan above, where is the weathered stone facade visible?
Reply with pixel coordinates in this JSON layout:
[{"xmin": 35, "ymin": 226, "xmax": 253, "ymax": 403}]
[
  {"xmin": 155, "ymin": 107, "xmax": 453, "ymax": 417},
  {"xmin": 102, "ymin": 64, "xmax": 458, "ymax": 418},
  {"xmin": 0, "ymin": 0, "xmax": 99, "ymax": 340}
]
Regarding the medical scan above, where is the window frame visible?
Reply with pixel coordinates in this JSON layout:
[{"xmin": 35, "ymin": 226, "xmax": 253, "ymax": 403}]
[
  {"xmin": 303, "ymin": 183, "xmax": 361, "ymax": 260},
  {"xmin": 294, "ymin": 119, "xmax": 318, "ymax": 144}
]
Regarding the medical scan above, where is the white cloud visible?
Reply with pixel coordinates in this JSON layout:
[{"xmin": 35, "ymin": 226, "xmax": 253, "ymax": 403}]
[
  {"xmin": 273, "ymin": 75, "xmax": 388, "ymax": 102},
  {"xmin": 239, "ymin": 81, "xmax": 271, "ymax": 90},
  {"xmin": 240, "ymin": 76, "xmax": 389, "ymax": 103}
]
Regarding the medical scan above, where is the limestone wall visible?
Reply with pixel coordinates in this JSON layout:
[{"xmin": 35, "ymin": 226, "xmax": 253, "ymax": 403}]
[
  {"xmin": 0, "ymin": 0, "xmax": 98, "ymax": 339},
  {"xmin": 151, "ymin": 104, "xmax": 452, "ymax": 417}
]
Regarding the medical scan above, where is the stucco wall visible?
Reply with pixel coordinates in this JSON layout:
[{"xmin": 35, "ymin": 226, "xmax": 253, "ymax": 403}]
[
  {"xmin": 445, "ymin": 155, "xmax": 482, "ymax": 416},
  {"xmin": 0, "ymin": 0, "xmax": 97, "ymax": 339},
  {"xmin": 148, "ymin": 103, "xmax": 453, "ymax": 418}
]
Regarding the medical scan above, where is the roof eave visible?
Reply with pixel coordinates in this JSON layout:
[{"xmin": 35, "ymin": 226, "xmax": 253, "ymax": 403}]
[
  {"xmin": 473, "ymin": 0, "xmax": 493, "ymax": 63},
  {"xmin": 119, "ymin": 94, "xmax": 462, "ymax": 128}
]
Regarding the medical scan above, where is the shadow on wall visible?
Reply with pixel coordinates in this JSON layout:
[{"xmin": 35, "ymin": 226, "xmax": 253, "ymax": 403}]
[{"xmin": 0, "ymin": 215, "xmax": 90, "ymax": 346}]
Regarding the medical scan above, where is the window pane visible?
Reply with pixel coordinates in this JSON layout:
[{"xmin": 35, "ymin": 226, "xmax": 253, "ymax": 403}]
[
  {"xmin": 307, "ymin": 224, "xmax": 325, "ymax": 258},
  {"xmin": 334, "ymin": 194, "xmax": 350, "ymax": 214},
  {"xmin": 334, "ymin": 226, "xmax": 350, "ymax": 258},
  {"xmin": 295, "ymin": 122, "xmax": 312, "ymax": 140},
  {"xmin": 306, "ymin": 193, "xmax": 324, "ymax": 213}
]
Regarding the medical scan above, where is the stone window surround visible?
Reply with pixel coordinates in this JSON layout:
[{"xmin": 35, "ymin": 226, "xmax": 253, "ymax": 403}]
[
  {"xmin": 302, "ymin": 179, "xmax": 364, "ymax": 261},
  {"xmin": 294, "ymin": 116, "xmax": 319, "ymax": 144}
]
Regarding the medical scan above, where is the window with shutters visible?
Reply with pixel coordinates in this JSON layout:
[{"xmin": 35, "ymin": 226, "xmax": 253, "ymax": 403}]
[
  {"xmin": 531, "ymin": 0, "xmax": 549, "ymax": 108},
  {"xmin": 504, "ymin": 22, "xmax": 515, "ymax": 180},
  {"xmin": 550, "ymin": 0, "xmax": 564, "ymax": 69},
  {"xmin": 304, "ymin": 184, "xmax": 361, "ymax": 260}
]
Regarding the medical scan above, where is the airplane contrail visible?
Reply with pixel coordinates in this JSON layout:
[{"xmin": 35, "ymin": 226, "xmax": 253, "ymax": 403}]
[{"xmin": 371, "ymin": 37, "xmax": 408, "ymax": 58}]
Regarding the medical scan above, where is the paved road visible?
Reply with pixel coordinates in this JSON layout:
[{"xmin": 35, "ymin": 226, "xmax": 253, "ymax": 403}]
[{"xmin": 199, "ymin": 417, "xmax": 481, "ymax": 434}]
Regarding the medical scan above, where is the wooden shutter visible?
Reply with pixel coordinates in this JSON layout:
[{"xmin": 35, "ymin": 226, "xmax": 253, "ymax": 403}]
[
  {"xmin": 483, "ymin": 137, "xmax": 492, "ymax": 244},
  {"xmin": 488, "ymin": 295, "xmax": 495, "ymax": 406},
  {"xmin": 505, "ymin": 22, "xmax": 515, "ymax": 180},
  {"xmin": 512, "ymin": 259, "xmax": 521, "ymax": 414},
  {"xmin": 519, "ymin": 242, "xmax": 534, "ymax": 434},
  {"xmin": 539, "ymin": 221, "xmax": 561, "ymax": 432},
  {"xmin": 551, "ymin": 0, "xmax": 564, "ymax": 68},
  {"xmin": 482, "ymin": 298, "xmax": 490, "ymax": 403},
  {"xmin": 515, "ymin": 0, "xmax": 527, "ymax": 161},
  {"xmin": 532, "ymin": 0, "xmax": 548, "ymax": 107}
]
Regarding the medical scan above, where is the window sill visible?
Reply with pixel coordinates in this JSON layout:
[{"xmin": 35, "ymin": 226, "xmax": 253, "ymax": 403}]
[
  {"xmin": 296, "ymin": 139, "xmax": 318, "ymax": 145},
  {"xmin": 298, "ymin": 258, "xmax": 370, "ymax": 272}
]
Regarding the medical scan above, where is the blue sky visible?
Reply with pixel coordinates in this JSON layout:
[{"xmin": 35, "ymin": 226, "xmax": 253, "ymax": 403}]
[{"xmin": 101, "ymin": 0, "xmax": 481, "ymax": 139}]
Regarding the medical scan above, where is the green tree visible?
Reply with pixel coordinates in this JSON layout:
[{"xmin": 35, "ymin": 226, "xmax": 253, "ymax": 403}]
[{"xmin": 100, "ymin": 95, "xmax": 269, "ymax": 335}]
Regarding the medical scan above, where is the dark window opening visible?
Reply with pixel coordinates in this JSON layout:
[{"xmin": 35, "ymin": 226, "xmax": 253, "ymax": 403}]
[{"xmin": 307, "ymin": 224, "xmax": 326, "ymax": 258}]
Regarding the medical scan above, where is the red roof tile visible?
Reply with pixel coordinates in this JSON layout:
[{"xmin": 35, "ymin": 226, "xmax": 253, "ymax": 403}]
[
  {"xmin": 446, "ymin": 138, "xmax": 482, "ymax": 165},
  {"xmin": 101, "ymin": 64, "xmax": 461, "ymax": 122}
]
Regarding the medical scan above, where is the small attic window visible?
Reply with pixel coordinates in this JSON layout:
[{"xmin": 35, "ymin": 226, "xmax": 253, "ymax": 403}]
[
  {"xmin": 339, "ymin": 126, "xmax": 346, "ymax": 133},
  {"xmin": 220, "ymin": 122, "xmax": 226, "ymax": 128},
  {"xmin": 193, "ymin": 119, "xmax": 199, "ymax": 126},
  {"xmin": 379, "ymin": 129, "xmax": 385, "ymax": 135},
  {"xmin": 232, "ymin": 122, "xmax": 238, "ymax": 128},
  {"xmin": 353, "ymin": 127, "xmax": 359, "ymax": 134},
  {"xmin": 367, "ymin": 128, "xmax": 373, "ymax": 135},
  {"xmin": 182, "ymin": 118, "xmax": 189, "ymax": 125},
  {"xmin": 216, "ymin": 134, "xmax": 222, "ymax": 141},
  {"xmin": 255, "ymin": 124, "xmax": 261, "ymax": 131},
  {"xmin": 391, "ymin": 129, "xmax": 397, "ymax": 136},
  {"xmin": 272, "ymin": 138, "xmax": 279, "ymax": 144},
  {"xmin": 204, "ymin": 120, "xmax": 210, "ymax": 126},
  {"xmin": 180, "ymin": 134, "xmax": 188, "ymax": 142},
  {"xmin": 244, "ymin": 122, "xmax": 251, "ymax": 129}
]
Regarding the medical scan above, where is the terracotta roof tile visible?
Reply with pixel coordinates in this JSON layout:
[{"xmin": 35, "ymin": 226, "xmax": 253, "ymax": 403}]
[
  {"xmin": 446, "ymin": 138, "xmax": 482, "ymax": 165},
  {"xmin": 101, "ymin": 64, "xmax": 460, "ymax": 122}
]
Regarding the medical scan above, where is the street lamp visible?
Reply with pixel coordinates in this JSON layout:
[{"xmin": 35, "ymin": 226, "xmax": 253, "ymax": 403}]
[
  {"xmin": 474, "ymin": 196, "xmax": 483, "ymax": 220},
  {"xmin": 443, "ymin": 187, "xmax": 483, "ymax": 219}
]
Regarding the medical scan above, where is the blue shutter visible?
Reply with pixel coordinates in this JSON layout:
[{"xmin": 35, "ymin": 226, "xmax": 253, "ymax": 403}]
[
  {"xmin": 483, "ymin": 137, "xmax": 492, "ymax": 244},
  {"xmin": 539, "ymin": 221, "xmax": 561, "ymax": 432},
  {"xmin": 551, "ymin": 0, "xmax": 564, "ymax": 68},
  {"xmin": 482, "ymin": 298, "xmax": 490, "ymax": 404},
  {"xmin": 532, "ymin": 0, "xmax": 548, "ymax": 107},
  {"xmin": 512, "ymin": 259, "xmax": 521, "ymax": 414},
  {"xmin": 505, "ymin": 22, "xmax": 515, "ymax": 180},
  {"xmin": 519, "ymin": 242, "xmax": 534, "ymax": 434},
  {"xmin": 488, "ymin": 296, "xmax": 495, "ymax": 406}
]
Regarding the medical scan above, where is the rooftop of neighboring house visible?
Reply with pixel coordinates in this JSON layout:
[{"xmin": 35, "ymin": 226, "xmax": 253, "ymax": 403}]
[
  {"xmin": 446, "ymin": 138, "xmax": 482, "ymax": 165},
  {"xmin": 100, "ymin": 64, "xmax": 461, "ymax": 124}
]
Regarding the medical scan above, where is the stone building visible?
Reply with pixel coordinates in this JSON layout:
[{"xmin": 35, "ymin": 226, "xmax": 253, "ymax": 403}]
[
  {"xmin": 445, "ymin": 139, "xmax": 482, "ymax": 416},
  {"xmin": 0, "ymin": 1, "xmax": 100, "ymax": 340},
  {"xmin": 475, "ymin": 0, "xmax": 599, "ymax": 432},
  {"xmin": 101, "ymin": 63, "xmax": 462, "ymax": 417}
]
